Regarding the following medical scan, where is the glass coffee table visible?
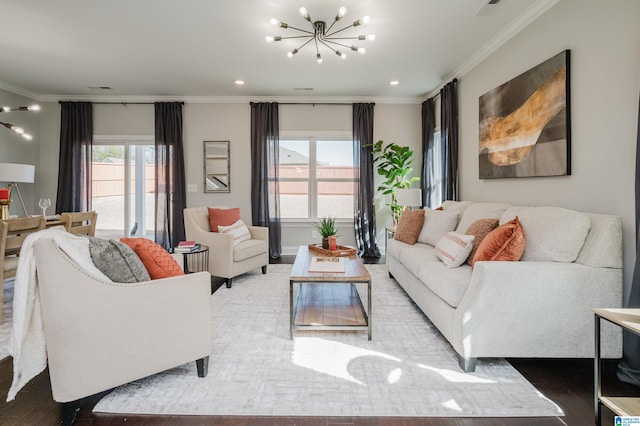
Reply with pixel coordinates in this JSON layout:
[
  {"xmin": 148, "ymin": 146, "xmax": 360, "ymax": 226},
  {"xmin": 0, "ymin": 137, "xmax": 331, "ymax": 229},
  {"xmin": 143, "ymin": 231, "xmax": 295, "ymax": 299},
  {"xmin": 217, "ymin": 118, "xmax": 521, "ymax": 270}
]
[{"xmin": 289, "ymin": 245, "xmax": 372, "ymax": 340}]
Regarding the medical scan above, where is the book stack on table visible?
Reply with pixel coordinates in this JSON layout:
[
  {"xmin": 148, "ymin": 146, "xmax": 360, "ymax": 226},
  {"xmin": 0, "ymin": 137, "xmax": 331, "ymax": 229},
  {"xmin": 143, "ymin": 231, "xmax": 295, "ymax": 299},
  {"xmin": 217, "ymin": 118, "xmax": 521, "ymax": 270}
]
[{"xmin": 174, "ymin": 240, "xmax": 201, "ymax": 253}]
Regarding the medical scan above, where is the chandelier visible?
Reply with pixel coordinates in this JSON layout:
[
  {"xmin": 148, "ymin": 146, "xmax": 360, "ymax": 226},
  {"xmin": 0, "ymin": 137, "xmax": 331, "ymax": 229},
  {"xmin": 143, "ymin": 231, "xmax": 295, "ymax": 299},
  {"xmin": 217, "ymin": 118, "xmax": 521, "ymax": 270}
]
[
  {"xmin": 266, "ymin": 6, "xmax": 375, "ymax": 63},
  {"xmin": 0, "ymin": 104, "xmax": 40, "ymax": 140}
]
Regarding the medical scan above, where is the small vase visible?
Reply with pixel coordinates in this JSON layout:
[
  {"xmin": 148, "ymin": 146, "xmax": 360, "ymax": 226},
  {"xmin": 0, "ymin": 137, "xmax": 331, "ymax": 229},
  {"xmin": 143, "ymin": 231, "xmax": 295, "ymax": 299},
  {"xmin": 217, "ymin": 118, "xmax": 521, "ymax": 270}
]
[{"xmin": 322, "ymin": 237, "xmax": 329, "ymax": 249}]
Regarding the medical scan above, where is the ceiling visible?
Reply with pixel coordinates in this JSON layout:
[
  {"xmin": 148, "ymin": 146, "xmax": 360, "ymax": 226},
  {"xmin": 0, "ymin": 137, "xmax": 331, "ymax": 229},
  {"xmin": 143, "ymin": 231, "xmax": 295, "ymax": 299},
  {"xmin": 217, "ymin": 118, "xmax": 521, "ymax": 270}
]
[{"xmin": 0, "ymin": 0, "xmax": 555, "ymax": 102}]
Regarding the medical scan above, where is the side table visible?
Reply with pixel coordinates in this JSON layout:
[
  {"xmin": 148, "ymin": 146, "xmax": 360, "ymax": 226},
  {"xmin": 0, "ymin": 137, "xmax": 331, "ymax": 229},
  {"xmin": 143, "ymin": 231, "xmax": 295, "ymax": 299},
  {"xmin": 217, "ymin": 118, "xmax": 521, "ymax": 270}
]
[
  {"xmin": 174, "ymin": 244, "xmax": 209, "ymax": 274},
  {"xmin": 594, "ymin": 308, "xmax": 640, "ymax": 425}
]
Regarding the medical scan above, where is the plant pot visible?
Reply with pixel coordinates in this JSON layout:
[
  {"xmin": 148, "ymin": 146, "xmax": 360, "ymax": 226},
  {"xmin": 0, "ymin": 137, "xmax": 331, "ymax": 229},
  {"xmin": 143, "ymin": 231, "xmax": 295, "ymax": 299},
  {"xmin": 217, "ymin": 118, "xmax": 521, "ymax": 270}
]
[{"xmin": 322, "ymin": 237, "xmax": 329, "ymax": 249}]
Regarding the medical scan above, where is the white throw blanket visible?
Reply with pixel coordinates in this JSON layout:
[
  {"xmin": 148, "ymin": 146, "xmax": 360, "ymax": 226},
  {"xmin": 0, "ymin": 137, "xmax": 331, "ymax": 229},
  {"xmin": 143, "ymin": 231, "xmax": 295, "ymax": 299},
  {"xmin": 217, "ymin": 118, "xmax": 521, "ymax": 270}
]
[{"xmin": 6, "ymin": 228, "xmax": 110, "ymax": 401}]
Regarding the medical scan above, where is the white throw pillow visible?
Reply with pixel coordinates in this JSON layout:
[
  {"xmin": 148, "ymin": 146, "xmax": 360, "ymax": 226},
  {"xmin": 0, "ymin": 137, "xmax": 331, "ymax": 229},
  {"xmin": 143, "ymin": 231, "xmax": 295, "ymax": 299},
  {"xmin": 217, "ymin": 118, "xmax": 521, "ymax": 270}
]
[
  {"xmin": 435, "ymin": 232, "xmax": 475, "ymax": 268},
  {"xmin": 218, "ymin": 219, "xmax": 252, "ymax": 246},
  {"xmin": 417, "ymin": 208, "xmax": 459, "ymax": 246}
]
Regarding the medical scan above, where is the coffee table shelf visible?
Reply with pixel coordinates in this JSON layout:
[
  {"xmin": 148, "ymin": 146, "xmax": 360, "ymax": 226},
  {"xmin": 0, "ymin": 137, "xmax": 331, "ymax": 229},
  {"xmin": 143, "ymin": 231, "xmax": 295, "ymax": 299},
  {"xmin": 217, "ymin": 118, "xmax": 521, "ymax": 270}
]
[{"xmin": 290, "ymin": 245, "xmax": 371, "ymax": 340}]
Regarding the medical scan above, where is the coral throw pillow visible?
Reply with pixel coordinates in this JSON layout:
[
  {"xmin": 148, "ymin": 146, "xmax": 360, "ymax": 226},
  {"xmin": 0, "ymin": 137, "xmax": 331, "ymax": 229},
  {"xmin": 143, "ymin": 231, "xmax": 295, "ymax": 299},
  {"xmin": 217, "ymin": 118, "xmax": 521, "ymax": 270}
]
[
  {"xmin": 208, "ymin": 207, "xmax": 241, "ymax": 232},
  {"xmin": 120, "ymin": 238, "xmax": 185, "ymax": 279},
  {"xmin": 394, "ymin": 210, "xmax": 425, "ymax": 245},
  {"xmin": 218, "ymin": 219, "xmax": 252, "ymax": 246},
  {"xmin": 464, "ymin": 218, "xmax": 500, "ymax": 266},
  {"xmin": 471, "ymin": 216, "xmax": 526, "ymax": 267}
]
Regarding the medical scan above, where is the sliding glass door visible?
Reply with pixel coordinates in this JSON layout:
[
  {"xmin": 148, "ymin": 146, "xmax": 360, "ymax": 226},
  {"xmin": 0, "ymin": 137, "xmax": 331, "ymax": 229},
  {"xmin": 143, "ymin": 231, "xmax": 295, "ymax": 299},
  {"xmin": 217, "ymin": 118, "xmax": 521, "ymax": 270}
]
[{"xmin": 91, "ymin": 141, "xmax": 155, "ymax": 239}]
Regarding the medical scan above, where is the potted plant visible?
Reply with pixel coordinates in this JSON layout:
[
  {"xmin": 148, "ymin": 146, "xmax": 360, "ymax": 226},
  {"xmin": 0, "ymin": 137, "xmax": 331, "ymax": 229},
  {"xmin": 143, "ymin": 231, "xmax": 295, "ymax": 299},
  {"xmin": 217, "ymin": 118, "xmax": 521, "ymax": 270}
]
[
  {"xmin": 370, "ymin": 140, "xmax": 420, "ymax": 226},
  {"xmin": 315, "ymin": 217, "xmax": 338, "ymax": 249}
]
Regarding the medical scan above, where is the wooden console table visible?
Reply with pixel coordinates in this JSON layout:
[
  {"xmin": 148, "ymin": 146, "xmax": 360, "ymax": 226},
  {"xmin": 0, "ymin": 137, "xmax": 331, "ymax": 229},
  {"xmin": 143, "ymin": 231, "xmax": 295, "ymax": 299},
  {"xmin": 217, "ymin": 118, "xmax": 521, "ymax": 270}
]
[{"xmin": 594, "ymin": 308, "xmax": 640, "ymax": 425}]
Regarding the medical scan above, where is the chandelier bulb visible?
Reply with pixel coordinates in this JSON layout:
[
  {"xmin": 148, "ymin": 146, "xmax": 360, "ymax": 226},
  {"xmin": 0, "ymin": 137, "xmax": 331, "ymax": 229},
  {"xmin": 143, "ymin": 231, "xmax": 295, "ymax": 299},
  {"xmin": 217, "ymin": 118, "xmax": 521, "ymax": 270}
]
[
  {"xmin": 362, "ymin": 16, "xmax": 370, "ymax": 24},
  {"xmin": 22, "ymin": 133, "xmax": 33, "ymax": 141},
  {"xmin": 287, "ymin": 48, "xmax": 299, "ymax": 58},
  {"xmin": 299, "ymin": 7, "xmax": 311, "ymax": 22},
  {"xmin": 270, "ymin": 18, "xmax": 279, "ymax": 26},
  {"xmin": 12, "ymin": 126, "xmax": 24, "ymax": 135},
  {"xmin": 265, "ymin": 36, "xmax": 274, "ymax": 43},
  {"xmin": 1, "ymin": 106, "xmax": 10, "ymax": 112},
  {"xmin": 367, "ymin": 34, "xmax": 376, "ymax": 41},
  {"xmin": 336, "ymin": 7, "xmax": 347, "ymax": 20},
  {"xmin": 27, "ymin": 104, "xmax": 41, "ymax": 111},
  {"xmin": 316, "ymin": 53, "xmax": 322, "ymax": 64}
]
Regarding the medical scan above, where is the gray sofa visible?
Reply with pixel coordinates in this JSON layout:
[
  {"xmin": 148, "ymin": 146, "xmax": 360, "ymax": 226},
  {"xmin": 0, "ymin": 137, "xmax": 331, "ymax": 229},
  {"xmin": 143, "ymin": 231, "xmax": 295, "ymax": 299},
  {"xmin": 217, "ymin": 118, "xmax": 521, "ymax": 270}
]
[{"xmin": 386, "ymin": 201, "xmax": 623, "ymax": 371}]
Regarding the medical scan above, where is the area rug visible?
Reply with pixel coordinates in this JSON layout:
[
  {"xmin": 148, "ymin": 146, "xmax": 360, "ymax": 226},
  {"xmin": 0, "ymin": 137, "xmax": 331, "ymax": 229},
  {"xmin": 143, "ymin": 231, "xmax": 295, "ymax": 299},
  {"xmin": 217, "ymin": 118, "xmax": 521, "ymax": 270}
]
[
  {"xmin": 0, "ymin": 279, "xmax": 14, "ymax": 361},
  {"xmin": 93, "ymin": 264, "xmax": 563, "ymax": 417}
]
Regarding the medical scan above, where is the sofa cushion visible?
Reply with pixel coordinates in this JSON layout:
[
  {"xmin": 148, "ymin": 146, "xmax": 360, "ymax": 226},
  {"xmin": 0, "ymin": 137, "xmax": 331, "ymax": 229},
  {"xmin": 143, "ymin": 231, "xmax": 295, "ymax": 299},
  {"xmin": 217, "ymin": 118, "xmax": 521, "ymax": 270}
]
[
  {"xmin": 88, "ymin": 237, "xmax": 150, "ymax": 283},
  {"xmin": 208, "ymin": 207, "xmax": 241, "ymax": 232},
  {"xmin": 394, "ymin": 210, "xmax": 425, "ymax": 245},
  {"xmin": 400, "ymin": 243, "xmax": 440, "ymax": 277},
  {"xmin": 417, "ymin": 208, "xmax": 459, "ymax": 246},
  {"xmin": 472, "ymin": 217, "xmax": 526, "ymax": 266},
  {"xmin": 418, "ymin": 261, "xmax": 472, "ymax": 308},
  {"xmin": 234, "ymin": 238, "xmax": 267, "ymax": 262},
  {"xmin": 464, "ymin": 218, "xmax": 500, "ymax": 266},
  {"xmin": 575, "ymin": 213, "xmax": 623, "ymax": 268},
  {"xmin": 500, "ymin": 206, "xmax": 591, "ymax": 263},
  {"xmin": 120, "ymin": 237, "xmax": 185, "ymax": 279},
  {"xmin": 456, "ymin": 202, "xmax": 511, "ymax": 234},
  {"xmin": 435, "ymin": 232, "xmax": 474, "ymax": 268}
]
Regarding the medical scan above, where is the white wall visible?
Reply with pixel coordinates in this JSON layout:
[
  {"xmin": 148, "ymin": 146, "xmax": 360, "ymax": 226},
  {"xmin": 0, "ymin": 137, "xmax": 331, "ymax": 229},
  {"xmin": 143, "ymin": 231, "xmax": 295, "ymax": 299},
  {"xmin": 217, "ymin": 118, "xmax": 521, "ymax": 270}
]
[{"xmin": 458, "ymin": 0, "xmax": 640, "ymax": 300}]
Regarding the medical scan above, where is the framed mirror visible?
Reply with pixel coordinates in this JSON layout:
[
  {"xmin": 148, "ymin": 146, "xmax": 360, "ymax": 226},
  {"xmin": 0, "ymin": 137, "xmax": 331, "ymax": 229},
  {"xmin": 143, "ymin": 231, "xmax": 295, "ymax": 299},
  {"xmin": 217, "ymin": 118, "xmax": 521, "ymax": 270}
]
[{"xmin": 204, "ymin": 141, "xmax": 230, "ymax": 193}]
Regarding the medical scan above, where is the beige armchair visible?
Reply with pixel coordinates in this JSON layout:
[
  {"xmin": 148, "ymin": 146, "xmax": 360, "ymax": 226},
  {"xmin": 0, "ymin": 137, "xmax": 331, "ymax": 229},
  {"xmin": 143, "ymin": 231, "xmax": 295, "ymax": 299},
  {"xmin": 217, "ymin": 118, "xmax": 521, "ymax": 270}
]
[
  {"xmin": 33, "ymin": 237, "xmax": 212, "ymax": 407},
  {"xmin": 183, "ymin": 206, "xmax": 268, "ymax": 288}
]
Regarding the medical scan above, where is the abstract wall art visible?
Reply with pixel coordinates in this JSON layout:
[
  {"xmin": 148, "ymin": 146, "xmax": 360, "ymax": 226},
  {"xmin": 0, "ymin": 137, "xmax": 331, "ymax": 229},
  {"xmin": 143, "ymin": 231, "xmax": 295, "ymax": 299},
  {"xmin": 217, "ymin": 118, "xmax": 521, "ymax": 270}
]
[{"xmin": 479, "ymin": 50, "xmax": 570, "ymax": 178}]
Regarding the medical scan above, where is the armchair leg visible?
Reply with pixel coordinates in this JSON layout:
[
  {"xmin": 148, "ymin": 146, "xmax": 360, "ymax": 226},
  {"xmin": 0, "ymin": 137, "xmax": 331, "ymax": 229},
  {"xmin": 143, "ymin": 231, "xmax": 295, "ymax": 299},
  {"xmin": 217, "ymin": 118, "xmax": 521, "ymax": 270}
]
[
  {"xmin": 196, "ymin": 356, "xmax": 209, "ymax": 378},
  {"xmin": 262, "ymin": 265, "xmax": 267, "ymax": 274},
  {"xmin": 226, "ymin": 278, "xmax": 233, "ymax": 288}
]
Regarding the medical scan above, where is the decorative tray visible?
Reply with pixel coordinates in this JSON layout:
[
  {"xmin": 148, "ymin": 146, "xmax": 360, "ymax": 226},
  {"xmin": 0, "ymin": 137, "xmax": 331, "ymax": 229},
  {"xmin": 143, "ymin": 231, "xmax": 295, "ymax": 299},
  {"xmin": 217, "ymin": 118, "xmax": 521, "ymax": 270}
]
[{"xmin": 308, "ymin": 244, "xmax": 357, "ymax": 257}]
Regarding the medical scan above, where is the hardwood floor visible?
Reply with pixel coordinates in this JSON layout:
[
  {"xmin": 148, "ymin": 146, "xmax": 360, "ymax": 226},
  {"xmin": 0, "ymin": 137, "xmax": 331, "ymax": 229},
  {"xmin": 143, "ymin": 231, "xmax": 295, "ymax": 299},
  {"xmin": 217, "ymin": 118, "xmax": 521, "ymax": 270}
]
[{"xmin": 1, "ymin": 255, "xmax": 638, "ymax": 425}]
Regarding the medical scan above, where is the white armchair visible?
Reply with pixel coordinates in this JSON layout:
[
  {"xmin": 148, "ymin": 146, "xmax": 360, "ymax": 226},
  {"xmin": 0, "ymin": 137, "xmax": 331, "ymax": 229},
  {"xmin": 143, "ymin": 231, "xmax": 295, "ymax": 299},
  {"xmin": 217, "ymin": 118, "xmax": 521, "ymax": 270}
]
[
  {"xmin": 183, "ymin": 206, "xmax": 268, "ymax": 288},
  {"xmin": 33, "ymin": 237, "xmax": 212, "ymax": 406}
]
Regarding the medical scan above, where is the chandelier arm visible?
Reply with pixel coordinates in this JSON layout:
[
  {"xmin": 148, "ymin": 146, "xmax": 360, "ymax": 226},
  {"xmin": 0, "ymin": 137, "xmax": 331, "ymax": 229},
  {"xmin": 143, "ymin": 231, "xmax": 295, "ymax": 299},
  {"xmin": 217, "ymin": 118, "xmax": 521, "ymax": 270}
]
[
  {"xmin": 325, "ymin": 25, "xmax": 355, "ymax": 38},
  {"xmin": 325, "ymin": 18, "xmax": 339, "ymax": 34},
  {"xmin": 283, "ymin": 25, "xmax": 315, "ymax": 35},
  {"xmin": 325, "ymin": 36, "xmax": 365, "ymax": 40},
  {"xmin": 318, "ymin": 39, "xmax": 338, "ymax": 54},
  {"xmin": 321, "ymin": 40, "xmax": 353, "ymax": 50},
  {"xmin": 279, "ymin": 35, "xmax": 317, "ymax": 40},
  {"xmin": 294, "ymin": 37, "xmax": 316, "ymax": 51}
]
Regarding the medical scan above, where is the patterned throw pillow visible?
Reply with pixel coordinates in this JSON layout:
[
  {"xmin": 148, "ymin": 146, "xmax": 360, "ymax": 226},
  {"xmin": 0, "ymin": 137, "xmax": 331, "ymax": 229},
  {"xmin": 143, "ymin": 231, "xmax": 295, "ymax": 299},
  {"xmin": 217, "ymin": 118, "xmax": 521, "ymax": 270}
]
[
  {"xmin": 88, "ymin": 237, "xmax": 151, "ymax": 283},
  {"xmin": 464, "ymin": 218, "xmax": 500, "ymax": 266},
  {"xmin": 471, "ymin": 217, "xmax": 526, "ymax": 268},
  {"xmin": 207, "ymin": 207, "xmax": 241, "ymax": 232},
  {"xmin": 119, "ymin": 237, "xmax": 185, "ymax": 279},
  {"xmin": 218, "ymin": 219, "xmax": 252, "ymax": 246},
  {"xmin": 393, "ymin": 210, "xmax": 425, "ymax": 245},
  {"xmin": 435, "ymin": 232, "xmax": 475, "ymax": 268}
]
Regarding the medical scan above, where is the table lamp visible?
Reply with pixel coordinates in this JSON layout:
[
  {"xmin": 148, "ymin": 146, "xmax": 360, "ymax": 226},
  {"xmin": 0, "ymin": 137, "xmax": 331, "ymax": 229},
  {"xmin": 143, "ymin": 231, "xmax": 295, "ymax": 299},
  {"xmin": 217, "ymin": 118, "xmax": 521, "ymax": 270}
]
[
  {"xmin": 0, "ymin": 163, "xmax": 35, "ymax": 217},
  {"xmin": 396, "ymin": 188, "xmax": 422, "ymax": 210}
]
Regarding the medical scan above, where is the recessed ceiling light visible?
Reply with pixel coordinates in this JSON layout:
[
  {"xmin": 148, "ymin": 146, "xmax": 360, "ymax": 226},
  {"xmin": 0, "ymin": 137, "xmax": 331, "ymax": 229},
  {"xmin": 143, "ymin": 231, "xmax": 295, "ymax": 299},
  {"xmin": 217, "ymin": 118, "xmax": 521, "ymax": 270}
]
[
  {"xmin": 390, "ymin": 80, "xmax": 400, "ymax": 86},
  {"xmin": 234, "ymin": 80, "xmax": 245, "ymax": 86}
]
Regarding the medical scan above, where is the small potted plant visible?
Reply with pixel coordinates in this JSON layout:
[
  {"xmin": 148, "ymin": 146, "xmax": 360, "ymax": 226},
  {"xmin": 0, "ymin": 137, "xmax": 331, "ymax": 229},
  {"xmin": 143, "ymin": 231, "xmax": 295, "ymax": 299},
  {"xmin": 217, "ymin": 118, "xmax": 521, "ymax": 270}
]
[{"xmin": 316, "ymin": 217, "xmax": 338, "ymax": 249}]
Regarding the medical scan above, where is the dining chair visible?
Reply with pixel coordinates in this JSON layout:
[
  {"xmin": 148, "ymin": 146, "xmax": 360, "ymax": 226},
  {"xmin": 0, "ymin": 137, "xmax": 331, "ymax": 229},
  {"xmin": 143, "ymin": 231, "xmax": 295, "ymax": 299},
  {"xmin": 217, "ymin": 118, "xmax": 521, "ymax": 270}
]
[
  {"xmin": 0, "ymin": 216, "xmax": 46, "ymax": 324},
  {"xmin": 60, "ymin": 211, "xmax": 98, "ymax": 237}
]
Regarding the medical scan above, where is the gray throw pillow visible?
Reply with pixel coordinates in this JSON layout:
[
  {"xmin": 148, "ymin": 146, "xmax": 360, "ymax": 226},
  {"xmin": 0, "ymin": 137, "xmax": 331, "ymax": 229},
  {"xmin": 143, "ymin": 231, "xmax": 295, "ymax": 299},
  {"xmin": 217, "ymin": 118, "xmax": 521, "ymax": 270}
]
[{"xmin": 88, "ymin": 237, "xmax": 151, "ymax": 283}]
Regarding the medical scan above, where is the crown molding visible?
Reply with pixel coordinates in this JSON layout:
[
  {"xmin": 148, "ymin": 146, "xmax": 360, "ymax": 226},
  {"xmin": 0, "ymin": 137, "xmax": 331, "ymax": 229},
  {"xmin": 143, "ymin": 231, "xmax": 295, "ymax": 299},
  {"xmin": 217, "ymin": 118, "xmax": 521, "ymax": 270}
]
[
  {"xmin": 0, "ymin": 80, "xmax": 41, "ymax": 101},
  {"xmin": 425, "ymin": 0, "xmax": 561, "ymax": 99}
]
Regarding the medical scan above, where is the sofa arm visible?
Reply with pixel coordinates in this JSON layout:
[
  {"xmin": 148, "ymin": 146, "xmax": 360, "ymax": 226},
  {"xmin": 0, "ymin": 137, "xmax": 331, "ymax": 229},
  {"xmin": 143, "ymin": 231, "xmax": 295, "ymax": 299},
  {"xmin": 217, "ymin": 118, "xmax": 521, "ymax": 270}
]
[
  {"xmin": 453, "ymin": 261, "xmax": 623, "ymax": 360},
  {"xmin": 248, "ymin": 225, "xmax": 268, "ymax": 242}
]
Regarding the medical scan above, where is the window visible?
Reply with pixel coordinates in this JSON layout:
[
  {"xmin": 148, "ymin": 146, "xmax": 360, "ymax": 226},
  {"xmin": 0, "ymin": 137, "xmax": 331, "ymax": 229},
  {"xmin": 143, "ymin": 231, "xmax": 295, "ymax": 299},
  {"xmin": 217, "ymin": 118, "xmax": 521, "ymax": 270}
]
[
  {"xmin": 279, "ymin": 137, "xmax": 355, "ymax": 221},
  {"xmin": 91, "ymin": 137, "xmax": 155, "ymax": 239},
  {"xmin": 430, "ymin": 130, "xmax": 444, "ymax": 208}
]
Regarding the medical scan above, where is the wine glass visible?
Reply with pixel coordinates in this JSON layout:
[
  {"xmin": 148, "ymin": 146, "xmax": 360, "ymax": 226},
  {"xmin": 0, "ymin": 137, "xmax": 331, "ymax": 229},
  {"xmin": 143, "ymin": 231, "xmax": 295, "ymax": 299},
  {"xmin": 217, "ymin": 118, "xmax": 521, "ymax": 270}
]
[{"xmin": 38, "ymin": 198, "xmax": 51, "ymax": 218}]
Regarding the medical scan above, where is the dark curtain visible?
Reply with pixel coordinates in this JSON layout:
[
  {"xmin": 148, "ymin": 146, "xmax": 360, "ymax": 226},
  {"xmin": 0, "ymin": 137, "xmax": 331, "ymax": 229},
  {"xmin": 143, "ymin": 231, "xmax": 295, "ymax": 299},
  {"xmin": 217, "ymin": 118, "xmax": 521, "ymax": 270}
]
[
  {"xmin": 441, "ymin": 79, "xmax": 459, "ymax": 201},
  {"xmin": 618, "ymin": 94, "xmax": 640, "ymax": 387},
  {"xmin": 55, "ymin": 101, "xmax": 93, "ymax": 213},
  {"xmin": 421, "ymin": 98, "xmax": 438, "ymax": 208},
  {"xmin": 154, "ymin": 102, "xmax": 186, "ymax": 249},
  {"xmin": 250, "ymin": 102, "xmax": 281, "ymax": 258},
  {"xmin": 353, "ymin": 103, "xmax": 381, "ymax": 258}
]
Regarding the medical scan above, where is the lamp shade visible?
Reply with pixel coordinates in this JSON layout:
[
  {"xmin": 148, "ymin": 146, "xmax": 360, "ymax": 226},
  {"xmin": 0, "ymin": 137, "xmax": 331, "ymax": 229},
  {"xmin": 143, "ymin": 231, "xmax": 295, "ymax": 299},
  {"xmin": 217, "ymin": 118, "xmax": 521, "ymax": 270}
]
[
  {"xmin": 396, "ymin": 188, "xmax": 422, "ymax": 207},
  {"xmin": 0, "ymin": 163, "xmax": 35, "ymax": 183}
]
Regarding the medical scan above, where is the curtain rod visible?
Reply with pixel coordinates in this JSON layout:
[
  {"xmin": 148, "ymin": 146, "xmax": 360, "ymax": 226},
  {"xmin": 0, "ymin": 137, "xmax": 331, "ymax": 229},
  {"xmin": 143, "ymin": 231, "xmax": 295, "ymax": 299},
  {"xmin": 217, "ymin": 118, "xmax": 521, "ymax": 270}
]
[
  {"xmin": 277, "ymin": 102, "xmax": 373, "ymax": 106},
  {"xmin": 58, "ymin": 102, "xmax": 184, "ymax": 105}
]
